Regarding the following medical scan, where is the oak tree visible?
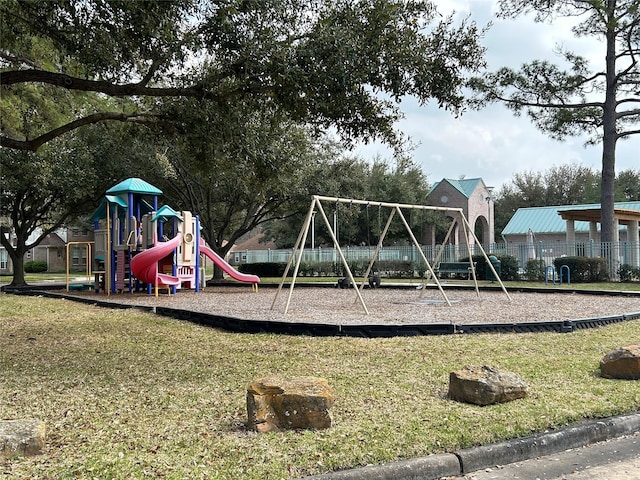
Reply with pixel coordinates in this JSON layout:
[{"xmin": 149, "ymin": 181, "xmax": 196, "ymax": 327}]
[{"xmin": 1, "ymin": 0, "xmax": 486, "ymax": 152}]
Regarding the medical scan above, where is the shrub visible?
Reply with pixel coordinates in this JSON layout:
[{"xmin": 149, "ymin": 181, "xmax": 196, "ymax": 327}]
[
  {"xmin": 496, "ymin": 254, "xmax": 520, "ymax": 281},
  {"xmin": 524, "ymin": 259, "xmax": 546, "ymax": 281},
  {"xmin": 553, "ymin": 256, "xmax": 610, "ymax": 283},
  {"xmin": 376, "ymin": 259, "xmax": 414, "ymax": 278},
  {"xmin": 24, "ymin": 260, "xmax": 48, "ymax": 273},
  {"xmin": 618, "ymin": 264, "xmax": 640, "ymax": 282},
  {"xmin": 415, "ymin": 261, "xmax": 428, "ymax": 278}
]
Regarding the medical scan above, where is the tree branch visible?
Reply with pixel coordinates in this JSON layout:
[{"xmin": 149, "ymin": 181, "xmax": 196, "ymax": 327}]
[
  {"xmin": 618, "ymin": 128, "xmax": 640, "ymax": 139},
  {"xmin": 0, "ymin": 69, "xmax": 204, "ymax": 97},
  {"xmin": 0, "ymin": 52, "xmax": 40, "ymax": 68},
  {"xmin": 0, "ymin": 112, "xmax": 161, "ymax": 151},
  {"xmin": 615, "ymin": 105, "xmax": 640, "ymax": 116},
  {"xmin": 490, "ymin": 92, "xmax": 604, "ymax": 111}
]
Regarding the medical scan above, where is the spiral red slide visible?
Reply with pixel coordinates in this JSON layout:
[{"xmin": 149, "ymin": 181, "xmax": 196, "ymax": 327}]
[{"xmin": 130, "ymin": 234, "xmax": 182, "ymax": 287}]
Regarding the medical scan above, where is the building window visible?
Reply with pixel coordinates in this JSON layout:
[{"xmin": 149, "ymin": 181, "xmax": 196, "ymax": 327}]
[
  {"xmin": 0, "ymin": 249, "xmax": 7, "ymax": 270},
  {"xmin": 72, "ymin": 247, "xmax": 87, "ymax": 266}
]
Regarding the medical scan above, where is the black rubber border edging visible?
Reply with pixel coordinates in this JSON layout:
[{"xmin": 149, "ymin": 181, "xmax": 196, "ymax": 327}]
[{"xmin": 2, "ymin": 284, "xmax": 640, "ymax": 338}]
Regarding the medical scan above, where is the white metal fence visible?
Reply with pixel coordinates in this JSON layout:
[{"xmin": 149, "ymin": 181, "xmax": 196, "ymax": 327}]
[{"xmin": 232, "ymin": 241, "xmax": 640, "ymax": 275}]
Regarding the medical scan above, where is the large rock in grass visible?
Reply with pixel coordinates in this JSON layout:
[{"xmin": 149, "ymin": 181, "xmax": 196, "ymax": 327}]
[
  {"xmin": 0, "ymin": 419, "xmax": 46, "ymax": 459},
  {"xmin": 448, "ymin": 365, "xmax": 528, "ymax": 406},
  {"xmin": 600, "ymin": 345, "xmax": 640, "ymax": 380},
  {"xmin": 247, "ymin": 376, "xmax": 334, "ymax": 433}
]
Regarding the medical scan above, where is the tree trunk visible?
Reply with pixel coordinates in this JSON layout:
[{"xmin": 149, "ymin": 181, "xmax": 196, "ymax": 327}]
[
  {"xmin": 7, "ymin": 247, "xmax": 27, "ymax": 287},
  {"xmin": 203, "ymin": 236, "xmax": 232, "ymax": 283},
  {"xmin": 600, "ymin": 1, "xmax": 618, "ymax": 254},
  {"xmin": 212, "ymin": 264, "xmax": 225, "ymax": 281}
]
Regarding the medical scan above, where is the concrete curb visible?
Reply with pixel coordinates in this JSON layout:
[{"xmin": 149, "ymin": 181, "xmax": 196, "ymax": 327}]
[
  {"xmin": 305, "ymin": 453, "xmax": 461, "ymax": 479},
  {"xmin": 304, "ymin": 412, "xmax": 640, "ymax": 480}
]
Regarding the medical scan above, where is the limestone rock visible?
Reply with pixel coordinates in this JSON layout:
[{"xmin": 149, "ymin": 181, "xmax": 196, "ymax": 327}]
[
  {"xmin": 448, "ymin": 365, "xmax": 528, "ymax": 406},
  {"xmin": 600, "ymin": 345, "xmax": 640, "ymax": 379},
  {"xmin": 247, "ymin": 376, "xmax": 335, "ymax": 432},
  {"xmin": 0, "ymin": 419, "xmax": 46, "ymax": 459}
]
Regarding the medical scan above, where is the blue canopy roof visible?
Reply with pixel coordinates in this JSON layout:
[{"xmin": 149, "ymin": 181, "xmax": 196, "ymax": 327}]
[
  {"xmin": 90, "ymin": 195, "xmax": 155, "ymax": 222},
  {"xmin": 106, "ymin": 178, "xmax": 162, "ymax": 195},
  {"xmin": 151, "ymin": 205, "xmax": 183, "ymax": 223}
]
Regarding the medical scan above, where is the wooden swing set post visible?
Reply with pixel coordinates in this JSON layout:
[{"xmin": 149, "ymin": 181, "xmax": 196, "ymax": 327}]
[
  {"xmin": 271, "ymin": 198, "xmax": 317, "ymax": 312},
  {"xmin": 459, "ymin": 213, "xmax": 511, "ymax": 301},
  {"xmin": 393, "ymin": 205, "xmax": 451, "ymax": 307},
  {"xmin": 274, "ymin": 195, "xmax": 511, "ymax": 316},
  {"xmin": 358, "ymin": 206, "xmax": 395, "ymax": 293},
  {"xmin": 458, "ymin": 212, "xmax": 481, "ymax": 297},
  {"xmin": 314, "ymin": 199, "xmax": 369, "ymax": 315}
]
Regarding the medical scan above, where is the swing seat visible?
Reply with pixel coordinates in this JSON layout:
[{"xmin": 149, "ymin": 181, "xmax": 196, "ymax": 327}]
[{"xmin": 368, "ymin": 273, "xmax": 381, "ymax": 288}]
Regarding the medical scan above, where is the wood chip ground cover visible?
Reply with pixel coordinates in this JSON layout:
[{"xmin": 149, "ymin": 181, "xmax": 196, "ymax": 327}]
[
  {"xmin": 63, "ymin": 286, "xmax": 640, "ymax": 325},
  {"xmin": 1, "ymin": 293, "xmax": 640, "ymax": 479}
]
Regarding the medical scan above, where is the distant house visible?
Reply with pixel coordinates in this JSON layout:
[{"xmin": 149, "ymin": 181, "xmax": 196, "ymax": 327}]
[
  {"xmin": 0, "ymin": 224, "xmax": 95, "ymax": 274},
  {"xmin": 425, "ymin": 177, "xmax": 496, "ymax": 246},
  {"xmin": 228, "ymin": 229, "xmax": 276, "ymax": 265}
]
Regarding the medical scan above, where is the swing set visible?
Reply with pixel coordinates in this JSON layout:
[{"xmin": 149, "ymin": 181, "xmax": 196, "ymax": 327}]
[{"xmin": 271, "ymin": 195, "xmax": 510, "ymax": 315}]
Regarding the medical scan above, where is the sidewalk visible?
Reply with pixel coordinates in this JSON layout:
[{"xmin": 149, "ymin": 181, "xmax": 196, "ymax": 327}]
[{"xmin": 456, "ymin": 432, "xmax": 640, "ymax": 479}]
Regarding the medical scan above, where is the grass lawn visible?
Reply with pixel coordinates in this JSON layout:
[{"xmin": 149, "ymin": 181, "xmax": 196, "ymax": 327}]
[{"xmin": 2, "ymin": 292, "xmax": 640, "ymax": 479}]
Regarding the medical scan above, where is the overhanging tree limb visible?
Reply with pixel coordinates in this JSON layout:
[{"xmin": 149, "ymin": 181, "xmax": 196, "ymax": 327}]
[
  {"xmin": 0, "ymin": 69, "xmax": 204, "ymax": 97},
  {"xmin": 0, "ymin": 112, "xmax": 162, "ymax": 151}
]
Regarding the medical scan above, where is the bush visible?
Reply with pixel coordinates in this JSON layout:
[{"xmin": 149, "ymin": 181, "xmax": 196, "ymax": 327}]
[
  {"xmin": 523, "ymin": 259, "xmax": 545, "ymax": 281},
  {"xmin": 24, "ymin": 260, "xmax": 48, "ymax": 273},
  {"xmin": 618, "ymin": 264, "xmax": 640, "ymax": 282},
  {"xmin": 553, "ymin": 256, "xmax": 610, "ymax": 283},
  {"xmin": 496, "ymin": 254, "xmax": 520, "ymax": 281},
  {"xmin": 376, "ymin": 259, "xmax": 414, "ymax": 278}
]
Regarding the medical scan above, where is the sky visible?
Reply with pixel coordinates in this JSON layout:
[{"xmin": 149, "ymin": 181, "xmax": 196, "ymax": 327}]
[{"xmin": 354, "ymin": 0, "xmax": 638, "ymax": 192}]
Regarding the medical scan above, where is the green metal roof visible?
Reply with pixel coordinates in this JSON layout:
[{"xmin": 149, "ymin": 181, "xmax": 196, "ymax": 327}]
[
  {"xmin": 429, "ymin": 178, "xmax": 484, "ymax": 199},
  {"xmin": 502, "ymin": 201, "xmax": 640, "ymax": 235},
  {"xmin": 89, "ymin": 195, "xmax": 128, "ymax": 222},
  {"xmin": 106, "ymin": 177, "xmax": 162, "ymax": 195},
  {"xmin": 151, "ymin": 205, "xmax": 182, "ymax": 223},
  {"xmin": 89, "ymin": 196, "xmax": 156, "ymax": 222}
]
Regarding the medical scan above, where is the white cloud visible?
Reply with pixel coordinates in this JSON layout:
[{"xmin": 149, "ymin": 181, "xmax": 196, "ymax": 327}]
[{"xmin": 355, "ymin": 0, "xmax": 638, "ymax": 191}]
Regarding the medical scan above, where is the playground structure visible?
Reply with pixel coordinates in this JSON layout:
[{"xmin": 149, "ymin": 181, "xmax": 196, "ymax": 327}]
[
  {"xmin": 272, "ymin": 195, "xmax": 510, "ymax": 315},
  {"xmin": 80, "ymin": 178, "xmax": 259, "ymax": 296}
]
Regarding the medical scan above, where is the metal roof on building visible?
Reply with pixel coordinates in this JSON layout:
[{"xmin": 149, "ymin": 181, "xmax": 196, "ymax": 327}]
[
  {"xmin": 106, "ymin": 177, "xmax": 162, "ymax": 195},
  {"xmin": 502, "ymin": 201, "xmax": 640, "ymax": 235},
  {"xmin": 429, "ymin": 178, "xmax": 484, "ymax": 199}
]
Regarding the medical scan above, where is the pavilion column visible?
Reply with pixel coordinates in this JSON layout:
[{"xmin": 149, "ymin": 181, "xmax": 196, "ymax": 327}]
[
  {"xmin": 453, "ymin": 220, "xmax": 460, "ymax": 259},
  {"xmin": 589, "ymin": 222, "xmax": 599, "ymax": 242},
  {"xmin": 565, "ymin": 219, "xmax": 576, "ymax": 256},
  {"xmin": 628, "ymin": 220, "xmax": 639, "ymax": 267}
]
